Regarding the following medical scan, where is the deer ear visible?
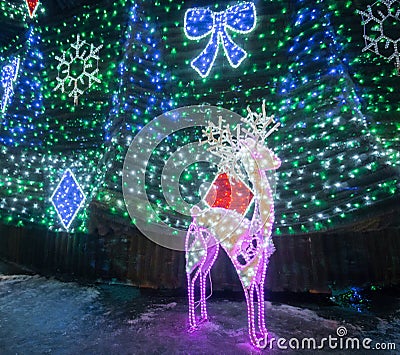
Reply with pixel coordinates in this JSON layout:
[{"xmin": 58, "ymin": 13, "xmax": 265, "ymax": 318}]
[
  {"xmin": 190, "ymin": 206, "xmax": 201, "ymax": 215},
  {"xmin": 244, "ymin": 137, "xmax": 257, "ymax": 148},
  {"xmin": 273, "ymin": 154, "xmax": 281, "ymax": 169}
]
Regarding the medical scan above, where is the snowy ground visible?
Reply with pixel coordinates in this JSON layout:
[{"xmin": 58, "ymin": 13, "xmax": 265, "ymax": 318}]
[{"xmin": 0, "ymin": 262, "xmax": 398, "ymax": 354}]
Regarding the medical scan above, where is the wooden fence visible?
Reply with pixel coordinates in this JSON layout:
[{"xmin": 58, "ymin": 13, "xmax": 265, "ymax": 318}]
[{"xmin": 1, "ymin": 222, "xmax": 399, "ymax": 293}]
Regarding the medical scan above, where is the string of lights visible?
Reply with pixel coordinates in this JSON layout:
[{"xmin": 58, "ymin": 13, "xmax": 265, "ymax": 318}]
[{"xmin": 0, "ymin": 0, "xmax": 398, "ymax": 236}]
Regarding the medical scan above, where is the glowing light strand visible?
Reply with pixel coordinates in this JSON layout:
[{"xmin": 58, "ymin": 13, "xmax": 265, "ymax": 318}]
[
  {"xmin": 184, "ymin": 2, "xmax": 256, "ymax": 78},
  {"xmin": 185, "ymin": 102, "xmax": 281, "ymax": 349},
  {"xmin": 1, "ymin": 57, "xmax": 20, "ymax": 113}
]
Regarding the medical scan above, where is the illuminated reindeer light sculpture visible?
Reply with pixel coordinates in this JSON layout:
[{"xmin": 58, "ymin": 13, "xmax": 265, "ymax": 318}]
[{"xmin": 185, "ymin": 102, "xmax": 281, "ymax": 349}]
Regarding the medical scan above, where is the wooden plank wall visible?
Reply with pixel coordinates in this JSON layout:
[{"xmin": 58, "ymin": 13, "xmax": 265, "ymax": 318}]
[{"xmin": 0, "ymin": 224, "xmax": 399, "ymax": 293}]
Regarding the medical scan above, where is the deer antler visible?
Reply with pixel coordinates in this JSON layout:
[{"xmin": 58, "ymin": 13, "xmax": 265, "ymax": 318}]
[
  {"xmin": 201, "ymin": 101, "xmax": 279, "ymax": 179},
  {"xmin": 241, "ymin": 100, "xmax": 280, "ymax": 144},
  {"xmin": 201, "ymin": 116, "xmax": 243, "ymax": 178}
]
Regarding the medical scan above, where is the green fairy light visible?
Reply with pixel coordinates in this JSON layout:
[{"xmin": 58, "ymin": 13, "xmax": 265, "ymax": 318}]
[{"xmin": 0, "ymin": 0, "xmax": 399, "ymax": 236}]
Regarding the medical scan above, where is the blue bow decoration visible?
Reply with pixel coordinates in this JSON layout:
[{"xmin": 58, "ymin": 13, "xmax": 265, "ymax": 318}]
[{"xmin": 184, "ymin": 2, "xmax": 256, "ymax": 78}]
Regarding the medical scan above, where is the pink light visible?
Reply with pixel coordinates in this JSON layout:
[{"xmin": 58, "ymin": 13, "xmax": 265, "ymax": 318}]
[{"xmin": 186, "ymin": 222, "xmax": 220, "ymax": 330}]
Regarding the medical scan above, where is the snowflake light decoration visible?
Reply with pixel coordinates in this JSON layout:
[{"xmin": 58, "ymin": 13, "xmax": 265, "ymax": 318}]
[
  {"xmin": 358, "ymin": 0, "xmax": 400, "ymax": 73},
  {"xmin": 54, "ymin": 34, "xmax": 103, "ymax": 104}
]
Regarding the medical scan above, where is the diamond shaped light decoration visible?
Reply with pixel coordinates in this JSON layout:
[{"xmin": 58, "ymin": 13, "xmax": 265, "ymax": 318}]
[
  {"xmin": 205, "ymin": 172, "xmax": 254, "ymax": 215},
  {"xmin": 51, "ymin": 169, "xmax": 86, "ymax": 230}
]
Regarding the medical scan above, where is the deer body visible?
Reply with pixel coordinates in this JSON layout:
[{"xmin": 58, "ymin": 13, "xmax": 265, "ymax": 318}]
[{"xmin": 185, "ymin": 110, "xmax": 281, "ymax": 349}]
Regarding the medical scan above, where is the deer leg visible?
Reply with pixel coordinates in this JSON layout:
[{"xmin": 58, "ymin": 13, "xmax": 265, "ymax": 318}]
[
  {"xmin": 186, "ymin": 222, "xmax": 209, "ymax": 332},
  {"xmin": 199, "ymin": 243, "xmax": 219, "ymax": 322},
  {"xmin": 252, "ymin": 257, "xmax": 268, "ymax": 347},
  {"xmin": 256, "ymin": 281, "xmax": 268, "ymax": 341},
  {"xmin": 187, "ymin": 268, "xmax": 201, "ymax": 332},
  {"xmin": 199, "ymin": 272, "xmax": 208, "ymax": 322},
  {"xmin": 244, "ymin": 285, "xmax": 259, "ymax": 347},
  {"xmin": 244, "ymin": 284, "xmax": 268, "ymax": 349}
]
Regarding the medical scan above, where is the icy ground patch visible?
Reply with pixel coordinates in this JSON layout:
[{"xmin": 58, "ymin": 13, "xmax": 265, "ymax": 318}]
[{"xmin": 0, "ymin": 274, "xmax": 398, "ymax": 354}]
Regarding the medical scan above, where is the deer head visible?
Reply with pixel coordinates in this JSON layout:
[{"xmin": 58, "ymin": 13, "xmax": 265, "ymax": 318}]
[
  {"xmin": 239, "ymin": 137, "xmax": 281, "ymax": 172},
  {"xmin": 201, "ymin": 101, "xmax": 280, "ymax": 180}
]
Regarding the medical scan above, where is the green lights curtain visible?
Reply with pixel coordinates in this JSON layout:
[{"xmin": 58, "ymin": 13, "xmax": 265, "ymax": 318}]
[{"xmin": 0, "ymin": 0, "xmax": 398, "ymax": 236}]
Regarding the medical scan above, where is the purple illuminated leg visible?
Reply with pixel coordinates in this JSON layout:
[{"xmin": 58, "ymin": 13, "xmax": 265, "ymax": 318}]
[
  {"xmin": 244, "ymin": 285, "xmax": 259, "ymax": 347},
  {"xmin": 187, "ymin": 271, "xmax": 197, "ymax": 330},
  {"xmin": 199, "ymin": 272, "xmax": 208, "ymax": 321},
  {"xmin": 256, "ymin": 282, "xmax": 267, "ymax": 333},
  {"xmin": 256, "ymin": 282, "xmax": 268, "ymax": 348},
  {"xmin": 199, "ymin": 243, "xmax": 219, "ymax": 322},
  {"xmin": 245, "ymin": 283, "xmax": 268, "ymax": 349},
  {"xmin": 255, "ymin": 259, "xmax": 268, "ymax": 339},
  {"xmin": 186, "ymin": 222, "xmax": 206, "ymax": 332}
]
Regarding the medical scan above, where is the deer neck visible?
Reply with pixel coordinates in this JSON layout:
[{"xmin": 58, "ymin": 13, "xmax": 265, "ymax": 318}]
[{"xmin": 241, "ymin": 155, "xmax": 275, "ymax": 230}]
